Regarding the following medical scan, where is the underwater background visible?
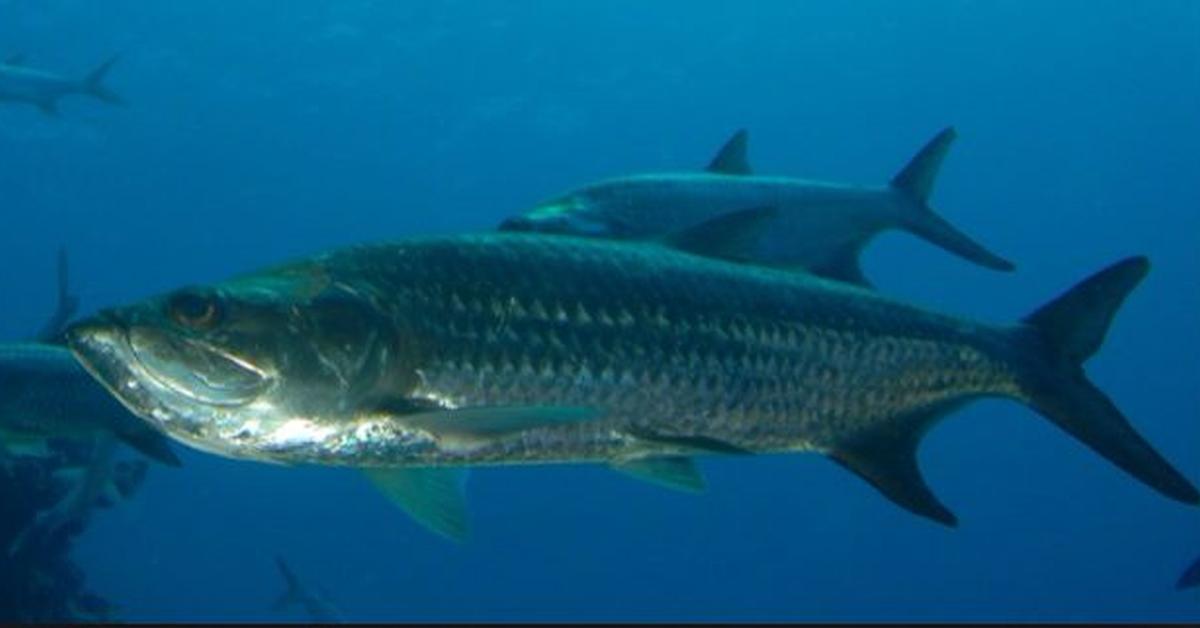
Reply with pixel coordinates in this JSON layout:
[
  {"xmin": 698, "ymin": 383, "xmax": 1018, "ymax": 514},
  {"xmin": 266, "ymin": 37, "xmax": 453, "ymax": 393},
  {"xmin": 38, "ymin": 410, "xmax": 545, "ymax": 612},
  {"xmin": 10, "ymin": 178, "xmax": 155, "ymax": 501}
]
[{"xmin": 0, "ymin": 0, "xmax": 1197, "ymax": 622}]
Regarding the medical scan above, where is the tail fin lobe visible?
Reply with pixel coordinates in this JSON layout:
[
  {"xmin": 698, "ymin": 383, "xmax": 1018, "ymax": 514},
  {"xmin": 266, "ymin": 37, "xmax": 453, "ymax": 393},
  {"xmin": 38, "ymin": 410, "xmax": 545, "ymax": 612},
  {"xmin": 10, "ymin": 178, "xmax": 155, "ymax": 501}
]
[
  {"xmin": 890, "ymin": 126, "xmax": 957, "ymax": 203},
  {"xmin": 889, "ymin": 127, "xmax": 1016, "ymax": 272},
  {"xmin": 82, "ymin": 55, "xmax": 124, "ymax": 105},
  {"xmin": 1020, "ymin": 256, "xmax": 1199, "ymax": 504}
]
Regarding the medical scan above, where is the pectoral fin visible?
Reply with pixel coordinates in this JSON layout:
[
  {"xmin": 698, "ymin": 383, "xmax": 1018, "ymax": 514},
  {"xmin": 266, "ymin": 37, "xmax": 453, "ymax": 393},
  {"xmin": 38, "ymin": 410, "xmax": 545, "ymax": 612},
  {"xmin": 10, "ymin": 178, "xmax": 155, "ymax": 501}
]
[
  {"xmin": 113, "ymin": 425, "xmax": 182, "ymax": 467},
  {"xmin": 807, "ymin": 243, "xmax": 872, "ymax": 288},
  {"xmin": 705, "ymin": 129, "xmax": 752, "ymax": 175},
  {"xmin": 612, "ymin": 456, "xmax": 706, "ymax": 493},
  {"xmin": 397, "ymin": 405, "xmax": 602, "ymax": 450},
  {"xmin": 362, "ymin": 467, "xmax": 470, "ymax": 542},
  {"xmin": 662, "ymin": 206, "xmax": 778, "ymax": 262}
]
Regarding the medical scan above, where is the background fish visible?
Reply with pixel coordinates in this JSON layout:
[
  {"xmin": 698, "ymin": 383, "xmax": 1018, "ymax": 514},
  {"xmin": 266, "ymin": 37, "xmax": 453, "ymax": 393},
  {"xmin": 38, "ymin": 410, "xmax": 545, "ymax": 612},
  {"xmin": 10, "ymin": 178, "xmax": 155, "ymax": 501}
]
[
  {"xmin": 0, "ymin": 249, "xmax": 179, "ymax": 467},
  {"xmin": 499, "ymin": 128, "xmax": 1012, "ymax": 287},
  {"xmin": 0, "ymin": 53, "xmax": 123, "ymax": 116},
  {"xmin": 66, "ymin": 233, "xmax": 1196, "ymax": 540},
  {"xmin": 272, "ymin": 555, "xmax": 344, "ymax": 623}
]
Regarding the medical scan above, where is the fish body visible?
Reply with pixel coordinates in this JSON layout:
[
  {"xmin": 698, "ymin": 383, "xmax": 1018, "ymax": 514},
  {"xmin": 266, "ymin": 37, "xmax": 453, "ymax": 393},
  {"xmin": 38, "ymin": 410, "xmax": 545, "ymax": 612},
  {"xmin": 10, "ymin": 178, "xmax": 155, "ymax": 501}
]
[
  {"xmin": 67, "ymin": 233, "xmax": 1197, "ymax": 526},
  {"xmin": 0, "ymin": 54, "xmax": 123, "ymax": 116},
  {"xmin": 500, "ymin": 128, "xmax": 1013, "ymax": 286}
]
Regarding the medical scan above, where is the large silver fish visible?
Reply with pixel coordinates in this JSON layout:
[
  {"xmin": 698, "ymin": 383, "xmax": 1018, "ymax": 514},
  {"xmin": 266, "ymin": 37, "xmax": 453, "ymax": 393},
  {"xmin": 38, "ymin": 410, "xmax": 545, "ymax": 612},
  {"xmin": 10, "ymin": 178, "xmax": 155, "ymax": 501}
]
[
  {"xmin": 500, "ymin": 127, "xmax": 1012, "ymax": 287},
  {"xmin": 65, "ymin": 233, "xmax": 1197, "ymax": 539},
  {"xmin": 0, "ymin": 53, "xmax": 123, "ymax": 116}
]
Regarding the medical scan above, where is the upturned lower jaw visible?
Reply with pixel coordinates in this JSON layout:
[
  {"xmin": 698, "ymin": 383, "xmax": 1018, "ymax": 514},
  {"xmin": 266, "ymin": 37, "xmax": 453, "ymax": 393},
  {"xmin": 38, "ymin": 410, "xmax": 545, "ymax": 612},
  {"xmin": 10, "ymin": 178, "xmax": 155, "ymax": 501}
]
[{"xmin": 67, "ymin": 319, "xmax": 162, "ymax": 424}]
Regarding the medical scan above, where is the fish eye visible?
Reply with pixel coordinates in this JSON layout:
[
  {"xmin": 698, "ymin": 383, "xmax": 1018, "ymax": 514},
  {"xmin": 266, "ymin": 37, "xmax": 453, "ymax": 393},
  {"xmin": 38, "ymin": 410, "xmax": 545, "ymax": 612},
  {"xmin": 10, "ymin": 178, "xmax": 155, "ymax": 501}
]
[{"xmin": 167, "ymin": 290, "xmax": 223, "ymax": 330}]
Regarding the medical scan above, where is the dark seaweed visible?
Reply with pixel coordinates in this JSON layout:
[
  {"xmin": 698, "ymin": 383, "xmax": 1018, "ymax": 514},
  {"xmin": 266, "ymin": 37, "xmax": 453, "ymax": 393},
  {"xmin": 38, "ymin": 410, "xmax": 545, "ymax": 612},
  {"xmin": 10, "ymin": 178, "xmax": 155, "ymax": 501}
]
[{"xmin": 0, "ymin": 439, "xmax": 143, "ymax": 622}]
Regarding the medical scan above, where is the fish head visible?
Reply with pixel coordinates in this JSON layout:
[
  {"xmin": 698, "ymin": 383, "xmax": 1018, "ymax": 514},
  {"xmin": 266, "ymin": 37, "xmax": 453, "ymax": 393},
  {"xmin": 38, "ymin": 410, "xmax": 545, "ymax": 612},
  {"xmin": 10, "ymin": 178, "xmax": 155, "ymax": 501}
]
[
  {"xmin": 65, "ymin": 264, "xmax": 402, "ymax": 460},
  {"xmin": 498, "ymin": 194, "xmax": 629, "ymax": 238}
]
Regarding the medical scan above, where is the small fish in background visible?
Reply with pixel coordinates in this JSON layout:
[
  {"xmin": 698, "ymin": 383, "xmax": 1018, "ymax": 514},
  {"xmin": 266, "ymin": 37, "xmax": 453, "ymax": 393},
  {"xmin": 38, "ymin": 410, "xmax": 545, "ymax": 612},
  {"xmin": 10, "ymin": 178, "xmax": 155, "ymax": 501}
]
[
  {"xmin": 0, "ymin": 53, "xmax": 124, "ymax": 117},
  {"xmin": 0, "ymin": 248, "xmax": 180, "ymax": 467},
  {"xmin": 1178, "ymin": 553, "xmax": 1200, "ymax": 590},
  {"xmin": 272, "ymin": 556, "xmax": 344, "ymax": 623},
  {"xmin": 500, "ymin": 127, "xmax": 1012, "ymax": 287}
]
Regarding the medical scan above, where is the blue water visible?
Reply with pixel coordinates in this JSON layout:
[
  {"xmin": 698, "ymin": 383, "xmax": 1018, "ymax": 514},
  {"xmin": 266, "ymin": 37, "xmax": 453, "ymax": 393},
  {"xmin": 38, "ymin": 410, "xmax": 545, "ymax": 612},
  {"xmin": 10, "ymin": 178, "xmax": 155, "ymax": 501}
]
[{"xmin": 1, "ymin": 0, "xmax": 1198, "ymax": 621}]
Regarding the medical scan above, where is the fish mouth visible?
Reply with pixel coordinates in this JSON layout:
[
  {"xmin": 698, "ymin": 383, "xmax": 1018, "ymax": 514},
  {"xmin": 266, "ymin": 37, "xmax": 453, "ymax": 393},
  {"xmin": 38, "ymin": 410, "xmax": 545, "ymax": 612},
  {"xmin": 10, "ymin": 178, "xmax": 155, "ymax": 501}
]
[
  {"xmin": 67, "ymin": 316, "xmax": 182, "ymax": 432},
  {"xmin": 66, "ymin": 315, "xmax": 270, "ymax": 442}
]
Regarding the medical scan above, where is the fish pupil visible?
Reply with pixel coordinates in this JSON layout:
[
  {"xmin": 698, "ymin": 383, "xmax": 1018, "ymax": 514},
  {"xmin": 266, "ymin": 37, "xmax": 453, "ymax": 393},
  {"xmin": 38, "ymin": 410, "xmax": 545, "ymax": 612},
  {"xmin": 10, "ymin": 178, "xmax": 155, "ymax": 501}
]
[{"xmin": 168, "ymin": 290, "xmax": 221, "ymax": 329}]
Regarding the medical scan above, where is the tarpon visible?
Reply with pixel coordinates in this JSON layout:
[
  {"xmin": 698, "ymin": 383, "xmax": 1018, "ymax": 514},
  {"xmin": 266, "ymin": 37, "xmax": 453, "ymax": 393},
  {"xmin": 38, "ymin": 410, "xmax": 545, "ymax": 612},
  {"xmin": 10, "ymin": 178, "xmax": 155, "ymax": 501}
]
[
  {"xmin": 0, "ymin": 53, "xmax": 123, "ymax": 116},
  {"xmin": 499, "ymin": 127, "xmax": 1012, "ymax": 286},
  {"xmin": 65, "ymin": 233, "xmax": 1197, "ymax": 540}
]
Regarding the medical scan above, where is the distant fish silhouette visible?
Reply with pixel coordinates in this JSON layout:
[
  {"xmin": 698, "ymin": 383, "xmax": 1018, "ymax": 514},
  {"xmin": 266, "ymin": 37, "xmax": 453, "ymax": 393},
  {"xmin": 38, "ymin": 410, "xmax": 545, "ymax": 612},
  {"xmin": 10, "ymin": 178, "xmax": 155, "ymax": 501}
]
[
  {"xmin": 500, "ymin": 127, "xmax": 1013, "ymax": 287},
  {"xmin": 1178, "ymin": 553, "xmax": 1200, "ymax": 590},
  {"xmin": 273, "ymin": 556, "xmax": 344, "ymax": 623},
  {"xmin": 0, "ymin": 53, "xmax": 124, "ymax": 116}
]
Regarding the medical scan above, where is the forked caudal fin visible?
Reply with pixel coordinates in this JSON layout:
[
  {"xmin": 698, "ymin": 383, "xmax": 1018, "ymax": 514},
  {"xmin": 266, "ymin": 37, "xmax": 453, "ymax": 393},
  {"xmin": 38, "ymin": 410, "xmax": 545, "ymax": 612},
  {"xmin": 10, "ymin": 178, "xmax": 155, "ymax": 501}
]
[
  {"xmin": 890, "ymin": 127, "xmax": 1016, "ymax": 273},
  {"xmin": 1018, "ymin": 256, "xmax": 1198, "ymax": 505},
  {"xmin": 832, "ymin": 256, "xmax": 1198, "ymax": 526},
  {"xmin": 82, "ymin": 55, "xmax": 124, "ymax": 105}
]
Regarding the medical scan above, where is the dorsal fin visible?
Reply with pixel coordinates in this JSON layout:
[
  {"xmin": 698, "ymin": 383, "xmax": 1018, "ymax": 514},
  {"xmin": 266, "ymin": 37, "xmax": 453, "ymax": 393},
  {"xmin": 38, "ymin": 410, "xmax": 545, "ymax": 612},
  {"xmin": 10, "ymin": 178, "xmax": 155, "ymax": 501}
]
[
  {"xmin": 662, "ymin": 206, "xmax": 777, "ymax": 262},
  {"xmin": 35, "ymin": 246, "xmax": 80, "ymax": 344},
  {"xmin": 890, "ymin": 126, "xmax": 956, "ymax": 203},
  {"xmin": 828, "ymin": 403, "xmax": 962, "ymax": 526},
  {"xmin": 705, "ymin": 129, "xmax": 752, "ymax": 175}
]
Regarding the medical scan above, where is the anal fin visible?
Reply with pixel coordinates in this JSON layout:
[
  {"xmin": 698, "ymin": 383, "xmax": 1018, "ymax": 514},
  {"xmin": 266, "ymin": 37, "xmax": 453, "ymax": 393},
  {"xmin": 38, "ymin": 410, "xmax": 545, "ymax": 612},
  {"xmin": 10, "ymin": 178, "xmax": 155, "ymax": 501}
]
[
  {"xmin": 612, "ymin": 456, "xmax": 706, "ymax": 494},
  {"xmin": 362, "ymin": 467, "xmax": 470, "ymax": 542},
  {"xmin": 828, "ymin": 404, "xmax": 959, "ymax": 527}
]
